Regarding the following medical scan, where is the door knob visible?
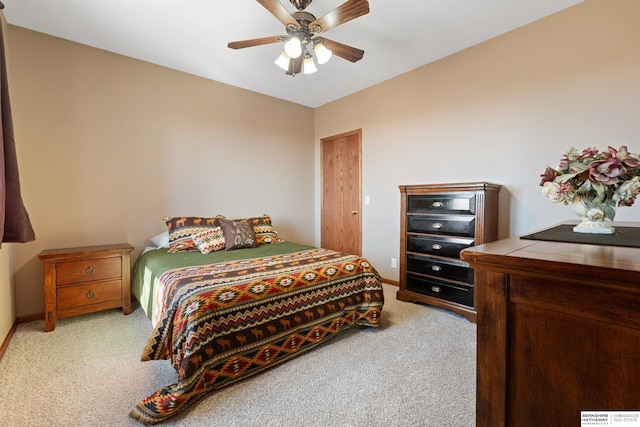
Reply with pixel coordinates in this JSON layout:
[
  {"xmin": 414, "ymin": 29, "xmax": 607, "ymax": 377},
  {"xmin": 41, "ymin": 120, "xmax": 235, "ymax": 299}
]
[{"xmin": 352, "ymin": 210, "xmax": 358, "ymax": 215}]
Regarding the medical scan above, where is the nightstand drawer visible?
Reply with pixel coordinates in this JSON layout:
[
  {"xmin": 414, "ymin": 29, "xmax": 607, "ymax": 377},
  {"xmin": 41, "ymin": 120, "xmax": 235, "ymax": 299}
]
[
  {"xmin": 57, "ymin": 279, "xmax": 123, "ymax": 310},
  {"xmin": 406, "ymin": 274, "xmax": 473, "ymax": 307},
  {"xmin": 56, "ymin": 257, "xmax": 122, "ymax": 285}
]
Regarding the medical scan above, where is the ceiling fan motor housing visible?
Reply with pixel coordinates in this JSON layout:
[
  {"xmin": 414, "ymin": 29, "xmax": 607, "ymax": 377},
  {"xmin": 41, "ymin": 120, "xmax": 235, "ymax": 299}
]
[
  {"xmin": 291, "ymin": 0, "xmax": 313, "ymax": 10},
  {"xmin": 287, "ymin": 11, "xmax": 318, "ymax": 41}
]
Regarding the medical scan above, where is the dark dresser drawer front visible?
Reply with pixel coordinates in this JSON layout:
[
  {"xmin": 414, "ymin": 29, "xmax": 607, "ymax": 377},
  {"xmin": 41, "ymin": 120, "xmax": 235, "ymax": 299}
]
[
  {"xmin": 406, "ymin": 274, "xmax": 474, "ymax": 307},
  {"xmin": 407, "ymin": 215, "xmax": 475, "ymax": 237},
  {"xmin": 407, "ymin": 194, "xmax": 476, "ymax": 215},
  {"xmin": 407, "ymin": 254, "xmax": 473, "ymax": 284},
  {"xmin": 407, "ymin": 235, "xmax": 475, "ymax": 258}
]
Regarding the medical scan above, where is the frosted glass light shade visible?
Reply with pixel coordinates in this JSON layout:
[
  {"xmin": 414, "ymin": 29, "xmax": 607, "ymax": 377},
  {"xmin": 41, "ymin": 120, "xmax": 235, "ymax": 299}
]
[
  {"xmin": 274, "ymin": 51, "xmax": 291, "ymax": 71},
  {"xmin": 314, "ymin": 41, "xmax": 332, "ymax": 65},
  {"xmin": 303, "ymin": 55, "xmax": 317, "ymax": 74},
  {"xmin": 284, "ymin": 36, "xmax": 302, "ymax": 58}
]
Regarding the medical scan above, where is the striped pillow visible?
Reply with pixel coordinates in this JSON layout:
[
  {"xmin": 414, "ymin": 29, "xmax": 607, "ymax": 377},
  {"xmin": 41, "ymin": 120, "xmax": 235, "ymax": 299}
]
[
  {"xmin": 192, "ymin": 227, "xmax": 226, "ymax": 254},
  {"xmin": 164, "ymin": 216, "xmax": 222, "ymax": 253}
]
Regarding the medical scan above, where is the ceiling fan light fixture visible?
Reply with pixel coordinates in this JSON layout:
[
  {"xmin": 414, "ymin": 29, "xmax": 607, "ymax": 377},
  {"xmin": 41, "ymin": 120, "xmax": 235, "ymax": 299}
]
[
  {"xmin": 284, "ymin": 36, "xmax": 302, "ymax": 58},
  {"xmin": 303, "ymin": 54, "xmax": 318, "ymax": 74},
  {"xmin": 314, "ymin": 40, "xmax": 333, "ymax": 65},
  {"xmin": 274, "ymin": 50, "xmax": 292, "ymax": 71}
]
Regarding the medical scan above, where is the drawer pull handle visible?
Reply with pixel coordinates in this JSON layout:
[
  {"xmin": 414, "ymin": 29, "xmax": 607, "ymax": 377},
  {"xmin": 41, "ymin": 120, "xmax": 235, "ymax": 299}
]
[
  {"xmin": 86, "ymin": 266, "xmax": 95, "ymax": 275},
  {"xmin": 431, "ymin": 265, "xmax": 442, "ymax": 272},
  {"xmin": 432, "ymin": 223, "xmax": 443, "ymax": 229},
  {"xmin": 431, "ymin": 286, "xmax": 441, "ymax": 293},
  {"xmin": 432, "ymin": 201, "xmax": 443, "ymax": 208},
  {"xmin": 431, "ymin": 244, "xmax": 442, "ymax": 250},
  {"xmin": 86, "ymin": 290, "xmax": 96, "ymax": 299}
]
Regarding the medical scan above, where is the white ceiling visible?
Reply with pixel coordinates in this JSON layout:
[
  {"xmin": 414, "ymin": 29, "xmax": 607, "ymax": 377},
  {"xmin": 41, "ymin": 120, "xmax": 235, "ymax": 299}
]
[{"xmin": 3, "ymin": 0, "xmax": 583, "ymax": 108}]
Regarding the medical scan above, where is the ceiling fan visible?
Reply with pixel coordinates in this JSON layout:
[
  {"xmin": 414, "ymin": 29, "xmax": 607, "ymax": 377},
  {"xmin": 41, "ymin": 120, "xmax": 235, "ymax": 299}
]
[{"xmin": 228, "ymin": 0, "xmax": 370, "ymax": 76}]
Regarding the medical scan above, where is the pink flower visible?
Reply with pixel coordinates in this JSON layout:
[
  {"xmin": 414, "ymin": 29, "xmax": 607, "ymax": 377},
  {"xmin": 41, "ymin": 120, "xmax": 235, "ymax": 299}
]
[
  {"xmin": 557, "ymin": 182, "xmax": 573, "ymax": 197},
  {"xmin": 611, "ymin": 145, "xmax": 639, "ymax": 168},
  {"xmin": 578, "ymin": 147, "xmax": 599, "ymax": 160},
  {"xmin": 588, "ymin": 160, "xmax": 623, "ymax": 185},
  {"xmin": 539, "ymin": 166, "xmax": 558, "ymax": 186}
]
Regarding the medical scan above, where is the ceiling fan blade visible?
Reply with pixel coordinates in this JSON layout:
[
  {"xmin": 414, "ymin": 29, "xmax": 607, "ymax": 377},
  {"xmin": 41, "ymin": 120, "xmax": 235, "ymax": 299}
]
[
  {"xmin": 315, "ymin": 37, "xmax": 364, "ymax": 63},
  {"xmin": 309, "ymin": 0, "xmax": 369, "ymax": 33},
  {"xmin": 286, "ymin": 55, "xmax": 303, "ymax": 75},
  {"xmin": 257, "ymin": 0, "xmax": 300, "ymax": 29},
  {"xmin": 228, "ymin": 35, "xmax": 286, "ymax": 50}
]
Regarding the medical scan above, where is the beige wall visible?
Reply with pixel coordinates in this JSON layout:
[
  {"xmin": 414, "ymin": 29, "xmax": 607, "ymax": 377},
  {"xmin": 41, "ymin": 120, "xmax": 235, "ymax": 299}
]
[
  {"xmin": 315, "ymin": 0, "xmax": 640, "ymax": 280},
  {"xmin": 7, "ymin": 26, "xmax": 315, "ymax": 317}
]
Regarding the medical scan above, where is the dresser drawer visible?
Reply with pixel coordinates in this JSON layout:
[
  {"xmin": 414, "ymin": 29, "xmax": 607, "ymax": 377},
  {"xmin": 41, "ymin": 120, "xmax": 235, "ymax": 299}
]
[
  {"xmin": 57, "ymin": 279, "xmax": 123, "ymax": 310},
  {"xmin": 407, "ymin": 254, "xmax": 473, "ymax": 284},
  {"xmin": 407, "ymin": 215, "xmax": 475, "ymax": 237},
  {"xmin": 406, "ymin": 274, "xmax": 474, "ymax": 307},
  {"xmin": 56, "ymin": 257, "xmax": 122, "ymax": 285},
  {"xmin": 407, "ymin": 234, "xmax": 475, "ymax": 258},
  {"xmin": 407, "ymin": 194, "xmax": 476, "ymax": 215}
]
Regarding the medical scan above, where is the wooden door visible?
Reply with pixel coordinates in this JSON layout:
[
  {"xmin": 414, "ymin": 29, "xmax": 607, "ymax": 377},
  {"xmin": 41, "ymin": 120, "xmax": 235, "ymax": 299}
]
[{"xmin": 321, "ymin": 129, "xmax": 362, "ymax": 255}]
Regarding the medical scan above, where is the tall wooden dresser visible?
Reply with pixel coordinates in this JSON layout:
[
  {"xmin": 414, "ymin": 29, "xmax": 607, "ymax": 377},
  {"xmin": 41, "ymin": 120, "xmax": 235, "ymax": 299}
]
[{"xmin": 397, "ymin": 182, "xmax": 500, "ymax": 322}]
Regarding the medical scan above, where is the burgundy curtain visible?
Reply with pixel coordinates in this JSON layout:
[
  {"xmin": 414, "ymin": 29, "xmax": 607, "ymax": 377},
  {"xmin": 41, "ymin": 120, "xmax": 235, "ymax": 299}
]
[{"xmin": 0, "ymin": 12, "xmax": 35, "ymax": 247}]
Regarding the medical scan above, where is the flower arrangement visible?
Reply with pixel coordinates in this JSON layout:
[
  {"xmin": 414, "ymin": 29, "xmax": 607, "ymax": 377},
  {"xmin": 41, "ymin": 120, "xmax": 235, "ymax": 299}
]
[{"xmin": 539, "ymin": 146, "xmax": 640, "ymax": 221}]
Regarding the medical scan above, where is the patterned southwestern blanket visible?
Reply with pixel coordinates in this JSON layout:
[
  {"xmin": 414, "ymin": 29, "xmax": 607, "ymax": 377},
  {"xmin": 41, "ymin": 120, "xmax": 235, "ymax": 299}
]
[{"xmin": 130, "ymin": 246, "xmax": 384, "ymax": 424}]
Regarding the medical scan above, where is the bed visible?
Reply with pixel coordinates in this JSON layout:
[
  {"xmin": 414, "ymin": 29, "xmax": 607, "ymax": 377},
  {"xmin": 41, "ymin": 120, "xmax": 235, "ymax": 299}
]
[{"xmin": 129, "ymin": 232, "xmax": 384, "ymax": 424}]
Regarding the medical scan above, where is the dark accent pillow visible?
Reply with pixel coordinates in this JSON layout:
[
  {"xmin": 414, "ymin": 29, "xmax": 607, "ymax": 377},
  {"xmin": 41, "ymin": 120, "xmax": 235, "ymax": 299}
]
[
  {"xmin": 219, "ymin": 218, "xmax": 258, "ymax": 250},
  {"xmin": 231, "ymin": 214, "xmax": 283, "ymax": 245},
  {"xmin": 164, "ymin": 216, "xmax": 222, "ymax": 253}
]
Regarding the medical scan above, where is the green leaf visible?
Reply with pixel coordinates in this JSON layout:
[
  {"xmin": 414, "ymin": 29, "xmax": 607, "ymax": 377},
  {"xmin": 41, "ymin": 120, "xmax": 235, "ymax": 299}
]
[{"xmin": 605, "ymin": 205, "xmax": 616, "ymax": 220}]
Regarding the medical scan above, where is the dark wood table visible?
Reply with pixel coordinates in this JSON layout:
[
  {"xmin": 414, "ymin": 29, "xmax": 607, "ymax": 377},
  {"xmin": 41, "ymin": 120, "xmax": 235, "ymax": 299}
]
[{"xmin": 461, "ymin": 222, "xmax": 640, "ymax": 427}]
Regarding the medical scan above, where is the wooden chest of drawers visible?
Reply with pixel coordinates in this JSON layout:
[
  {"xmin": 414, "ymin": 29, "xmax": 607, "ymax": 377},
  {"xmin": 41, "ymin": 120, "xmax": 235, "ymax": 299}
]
[
  {"xmin": 38, "ymin": 243, "xmax": 134, "ymax": 331},
  {"xmin": 461, "ymin": 228, "xmax": 640, "ymax": 426},
  {"xmin": 397, "ymin": 183, "xmax": 500, "ymax": 322}
]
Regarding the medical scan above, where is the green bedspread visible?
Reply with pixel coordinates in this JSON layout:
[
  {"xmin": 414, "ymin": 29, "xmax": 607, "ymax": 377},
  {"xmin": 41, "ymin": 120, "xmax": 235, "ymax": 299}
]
[{"xmin": 132, "ymin": 241, "xmax": 315, "ymax": 323}]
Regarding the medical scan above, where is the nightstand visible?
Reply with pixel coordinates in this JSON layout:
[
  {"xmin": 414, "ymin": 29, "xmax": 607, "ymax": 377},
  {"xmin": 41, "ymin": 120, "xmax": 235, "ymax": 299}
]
[{"xmin": 38, "ymin": 243, "xmax": 134, "ymax": 332}]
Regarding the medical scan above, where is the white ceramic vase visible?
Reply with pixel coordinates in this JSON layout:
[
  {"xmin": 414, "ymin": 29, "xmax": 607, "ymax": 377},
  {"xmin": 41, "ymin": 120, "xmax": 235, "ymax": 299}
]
[{"xmin": 571, "ymin": 195, "xmax": 616, "ymax": 234}]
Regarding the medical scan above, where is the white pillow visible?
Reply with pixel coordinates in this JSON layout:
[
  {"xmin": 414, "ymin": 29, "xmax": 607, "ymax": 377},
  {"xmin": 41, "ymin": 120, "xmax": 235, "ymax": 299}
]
[{"xmin": 150, "ymin": 231, "xmax": 170, "ymax": 248}]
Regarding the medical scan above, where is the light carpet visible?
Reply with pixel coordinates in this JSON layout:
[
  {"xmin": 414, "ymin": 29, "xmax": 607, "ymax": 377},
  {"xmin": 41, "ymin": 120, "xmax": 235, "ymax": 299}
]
[{"xmin": 0, "ymin": 284, "xmax": 476, "ymax": 426}]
